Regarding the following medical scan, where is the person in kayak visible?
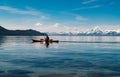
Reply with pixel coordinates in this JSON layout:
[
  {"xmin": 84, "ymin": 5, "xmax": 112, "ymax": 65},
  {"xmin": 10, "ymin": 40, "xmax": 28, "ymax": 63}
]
[{"xmin": 45, "ymin": 35, "xmax": 49, "ymax": 43}]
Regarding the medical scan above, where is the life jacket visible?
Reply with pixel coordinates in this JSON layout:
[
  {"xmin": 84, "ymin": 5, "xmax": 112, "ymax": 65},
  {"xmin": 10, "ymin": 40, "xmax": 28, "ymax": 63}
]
[{"xmin": 45, "ymin": 36, "xmax": 49, "ymax": 42}]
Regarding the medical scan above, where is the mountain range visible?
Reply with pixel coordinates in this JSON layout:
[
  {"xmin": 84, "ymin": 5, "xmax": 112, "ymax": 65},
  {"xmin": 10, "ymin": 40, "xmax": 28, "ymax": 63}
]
[
  {"xmin": 47, "ymin": 27, "xmax": 120, "ymax": 36},
  {"xmin": 1, "ymin": 26, "xmax": 120, "ymax": 36},
  {"xmin": 0, "ymin": 26, "xmax": 47, "ymax": 36}
]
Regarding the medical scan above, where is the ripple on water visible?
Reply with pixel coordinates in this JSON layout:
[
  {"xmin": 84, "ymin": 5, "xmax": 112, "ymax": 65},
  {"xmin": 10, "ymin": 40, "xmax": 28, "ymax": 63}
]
[
  {"xmin": 38, "ymin": 73, "xmax": 75, "ymax": 77},
  {"xmin": 86, "ymin": 71, "xmax": 120, "ymax": 77},
  {"xmin": 7, "ymin": 69, "xmax": 34, "ymax": 74}
]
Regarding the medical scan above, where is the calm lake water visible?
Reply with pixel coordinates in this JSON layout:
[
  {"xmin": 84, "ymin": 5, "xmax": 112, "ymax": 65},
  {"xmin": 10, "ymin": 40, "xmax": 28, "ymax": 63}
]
[{"xmin": 0, "ymin": 36, "xmax": 120, "ymax": 77}]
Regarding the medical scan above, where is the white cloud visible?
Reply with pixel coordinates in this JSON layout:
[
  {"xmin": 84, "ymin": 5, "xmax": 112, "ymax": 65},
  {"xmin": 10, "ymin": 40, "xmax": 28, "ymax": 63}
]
[
  {"xmin": 61, "ymin": 12, "xmax": 87, "ymax": 21},
  {"xmin": 35, "ymin": 23, "xmax": 88, "ymax": 33},
  {"xmin": 53, "ymin": 23, "xmax": 59, "ymax": 27},
  {"xmin": 73, "ymin": 5, "xmax": 101, "ymax": 10},
  {"xmin": 76, "ymin": 15, "xmax": 87, "ymax": 21},
  {"xmin": 81, "ymin": 0, "xmax": 97, "ymax": 4},
  {"xmin": 35, "ymin": 22, "xmax": 42, "ymax": 26},
  {"xmin": 40, "ymin": 16, "xmax": 49, "ymax": 20},
  {"xmin": 0, "ymin": 6, "xmax": 41, "ymax": 16},
  {"xmin": 0, "ymin": 6, "xmax": 50, "ymax": 20},
  {"xmin": 88, "ymin": 5, "xmax": 101, "ymax": 8},
  {"xmin": 3, "ymin": 25, "xmax": 32, "ymax": 30}
]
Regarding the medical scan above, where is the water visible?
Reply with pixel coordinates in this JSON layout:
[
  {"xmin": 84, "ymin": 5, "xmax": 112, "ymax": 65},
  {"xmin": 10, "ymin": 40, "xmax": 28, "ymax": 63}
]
[{"xmin": 0, "ymin": 36, "xmax": 120, "ymax": 77}]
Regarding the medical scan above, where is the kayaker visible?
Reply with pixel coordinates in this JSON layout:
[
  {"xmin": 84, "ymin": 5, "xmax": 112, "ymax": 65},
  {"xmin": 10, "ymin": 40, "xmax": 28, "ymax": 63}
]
[{"xmin": 45, "ymin": 35, "xmax": 49, "ymax": 43}]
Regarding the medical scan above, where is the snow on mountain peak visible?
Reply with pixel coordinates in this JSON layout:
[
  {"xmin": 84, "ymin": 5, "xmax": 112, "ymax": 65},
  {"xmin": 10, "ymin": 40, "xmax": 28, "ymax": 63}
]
[
  {"xmin": 86, "ymin": 26, "xmax": 104, "ymax": 34},
  {"xmin": 92, "ymin": 26, "xmax": 101, "ymax": 31}
]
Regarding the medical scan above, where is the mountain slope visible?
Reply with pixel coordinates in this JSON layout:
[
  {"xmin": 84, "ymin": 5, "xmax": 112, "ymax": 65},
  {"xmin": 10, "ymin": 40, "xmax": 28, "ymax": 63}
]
[{"xmin": 0, "ymin": 26, "xmax": 47, "ymax": 36}]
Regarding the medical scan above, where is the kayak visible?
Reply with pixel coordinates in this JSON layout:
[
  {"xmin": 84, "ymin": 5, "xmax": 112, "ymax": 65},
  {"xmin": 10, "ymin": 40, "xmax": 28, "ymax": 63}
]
[{"xmin": 32, "ymin": 39, "xmax": 59, "ymax": 43}]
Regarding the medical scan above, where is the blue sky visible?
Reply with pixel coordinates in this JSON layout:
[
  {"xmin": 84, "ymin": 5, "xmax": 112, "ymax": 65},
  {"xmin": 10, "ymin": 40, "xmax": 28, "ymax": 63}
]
[{"xmin": 0, "ymin": 0, "xmax": 120, "ymax": 32}]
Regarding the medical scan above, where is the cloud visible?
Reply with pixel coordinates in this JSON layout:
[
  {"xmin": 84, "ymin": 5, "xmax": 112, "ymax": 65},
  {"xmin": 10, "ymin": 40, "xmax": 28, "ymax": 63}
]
[
  {"xmin": 76, "ymin": 15, "xmax": 87, "ymax": 21},
  {"xmin": 0, "ymin": 6, "xmax": 41, "ymax": 16},
  {"xmin": 35, "ymin": 23, "xmax": 89, "ymax": 33},
  {"xmin": 81, "ymin": 0, "xmax": 97, "ymax": 4},
  {"xmin": 73, "ymin": 5, "xmax": 101, "ymax": 10},
  {"xmin": 40, "ymin": 16, "xmax": 49, "ymax": 20},
  {"xmin": 53, "ymin": 23, "xmax": 59, "ymax": 27},
  {"xmin": 35, "ymin": 22, "xmax": 42, "ymax": 26},
  {"xmin": 73, "ymin": 14, "xmax": 87, "ymax": 21},
  {"xmin": 61, "ymin": 12, "xmax": 87, "ymax": 21}
]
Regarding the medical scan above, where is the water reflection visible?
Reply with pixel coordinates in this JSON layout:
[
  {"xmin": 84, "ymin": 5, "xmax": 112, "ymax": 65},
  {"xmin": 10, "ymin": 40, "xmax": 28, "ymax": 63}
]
[
  {"xmin": 49, "ymin": 36, "xmax": 120, "ymax": 42},
  {"xmin": 0, "ymin": 36, "xmax": 120, "ymax": 77},
  {"xmin": 45, "ymin": 42, "xmax": 49, "ymax": 48},
  {"xmin": 0, "ymin": 36, "xmax": 5, "ymax": 46},
  {"xmin": 32, "ymin": 41, "xmax": 50, "ymax": 48},
  {"xmin": 32, "ymin": 41, "xmax": 59, "ymax": 48}
]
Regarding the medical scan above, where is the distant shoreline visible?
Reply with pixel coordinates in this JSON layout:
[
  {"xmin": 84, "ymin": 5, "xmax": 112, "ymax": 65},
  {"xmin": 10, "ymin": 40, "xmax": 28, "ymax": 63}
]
[{"xmin": 0, "ymin": 26, "xmax": 47, "ymax": 36}]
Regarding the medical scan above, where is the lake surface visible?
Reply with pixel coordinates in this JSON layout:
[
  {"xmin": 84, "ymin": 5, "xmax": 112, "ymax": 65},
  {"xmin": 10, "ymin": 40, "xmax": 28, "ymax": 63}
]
[{"xmin": 0, "ymin": 36, "xmax": 120, "ymax": 77}]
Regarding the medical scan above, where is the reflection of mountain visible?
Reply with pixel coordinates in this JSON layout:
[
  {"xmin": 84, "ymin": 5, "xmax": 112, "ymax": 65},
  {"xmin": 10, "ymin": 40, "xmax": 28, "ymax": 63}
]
[
  {"xmin": 0, "ymin": 36, "xmax": 5, "ymax": 46},
  {"xmin": 0, "ymin": 26, "xmax": 47, "ymax": 36},
  {"xmin": 48, "ymin": 27, "xmax": 120, "ymax": 36}
]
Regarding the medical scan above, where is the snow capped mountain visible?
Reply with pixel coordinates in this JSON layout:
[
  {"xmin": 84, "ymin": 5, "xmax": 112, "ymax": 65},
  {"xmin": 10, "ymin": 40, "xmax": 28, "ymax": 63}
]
[
  {"xmin": 48, "ymin": 27, "xmax": 120, "ymax": 36},
  {"xmin": 86, "ymin": 26, "xmax": 104, "ymax": 34}
]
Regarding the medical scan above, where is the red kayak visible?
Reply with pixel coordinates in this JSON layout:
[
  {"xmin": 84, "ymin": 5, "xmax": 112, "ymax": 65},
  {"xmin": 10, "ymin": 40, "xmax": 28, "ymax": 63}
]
[{"xmin": 32, "ymin": 39, "xmax": 59, "ymax": 43}]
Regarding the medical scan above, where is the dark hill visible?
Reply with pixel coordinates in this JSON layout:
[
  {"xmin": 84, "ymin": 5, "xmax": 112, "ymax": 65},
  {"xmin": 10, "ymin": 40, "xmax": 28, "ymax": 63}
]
[{"xmin": 0, "ymin": 26, "xmax": 47, "ymax": 36}]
